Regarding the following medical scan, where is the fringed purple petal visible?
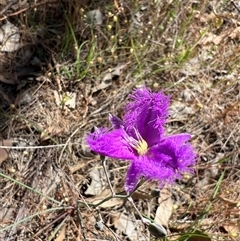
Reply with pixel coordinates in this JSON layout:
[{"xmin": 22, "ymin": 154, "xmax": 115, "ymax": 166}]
[
  {"xmin": 134, "ymin": 155, "xmax": 175, "ymax": 181},
  {"xmin": 86, "ymin": 128, "xmax": 136, "ymax": 160},
  {"xmin": 161, "ymin": 133, "xmax": 192, "ymax": 145},
  {"xmin": 109, "ymin": 114, "xmax": 124, "ymax": 129},
  {"xmin": 123, "ymin": 86, "xmax": 170, "ymax": 147},
  {"xmin": 125, "ymin": 162, "xmax": 140, "ymax": 193},
  {"xmin": 125, "ymin": 134, "xmax": 196, "ymax": 187},
  {"xmin": 150, "ymin": 133, "xmax": 196, "ymax": 175}
]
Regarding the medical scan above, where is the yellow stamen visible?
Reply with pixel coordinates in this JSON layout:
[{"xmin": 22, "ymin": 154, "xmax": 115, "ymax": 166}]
[
  {"xmin": 130, "ymin": 128, "xmax": 148, "ymax": 156},
  {"xmin": 135, "ymin": 137, "xmax": 148, "ymax": 155}
]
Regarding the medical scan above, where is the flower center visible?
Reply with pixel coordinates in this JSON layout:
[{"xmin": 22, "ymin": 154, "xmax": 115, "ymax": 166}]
[
  {"xmin": 125, "ymin": 128, "xmax": 149, "ymax": 156},
  {"xmin": 135, "ymin": 137, "xmax": 148, "ymax": 155}
]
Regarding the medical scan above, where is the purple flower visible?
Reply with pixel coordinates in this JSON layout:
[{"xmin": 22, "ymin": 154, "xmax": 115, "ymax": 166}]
[{"xmin": 87, "ymin": 86, "xmax": 196, "ymax": 193}]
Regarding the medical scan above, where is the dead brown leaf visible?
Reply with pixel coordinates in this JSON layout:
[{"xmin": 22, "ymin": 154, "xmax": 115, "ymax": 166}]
[
  {"xmin": 229, "ymin": 27, "xmax": 240, "ymax": 40},
  {"xmin": 92, "ymin": 62, "xmax": 129, "ymax": 93},
  {"xmin": 69, "ymin": 162, "xmax": 86, "ymax": 174},
  {"xmin": 170, "ymin": 222, "xmax": 191, "ymax": 231},
  {"xmin": 15, "ymin": 89, "xmax": 34, "ymax": 106},
  {"xmin": 40, "ymin": 126, "xmax": 63, "ymax": 141},
  {"xmin": 219, "ymin": 195, "xmax": 239, "ymax": 206},
  {"xmin": 0, "ymin": 21, "xmax": 21, "ymax": 52},
  {"xmin": 84, "ymin": 166, "xmax": 107, "ymax": 196},
  {"xmin": 199, "ymin": 33, "xmax": 223, "ymax": 46},
  {"xmin": 0, "ymin": 139, "xmax": 12, "ymax": 165},
  {"xmin": 54, "ymin": 224, "xmax": 66, "ymax": 241},
  {"xmin": 53, "ymin": 90, "xmax": 76, "ymax": 109},
  {"xmin": 199, "ymin": 28, "xmax": 238, "ymax": 46},
  {"xmin": 0, "ymin": 0, "xmax": 6, "ymax": 5},
  {"xmin": 222, "ymin": 222, "xmax": 240, "ymax": 237},
  {"xmin": 197, "ymin": 12, "xmax": 216, "ymax": 23},
  {"xmin": 0, "ymin": 72, "xmax": 18, "ymax": 84},
  {"xmin": 110, "ymin": 212, "xmax": 145, "ymax": 241},
  {"xmin": 154, "ymin": 188, "xmax": 173, "ymax": 228}
]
